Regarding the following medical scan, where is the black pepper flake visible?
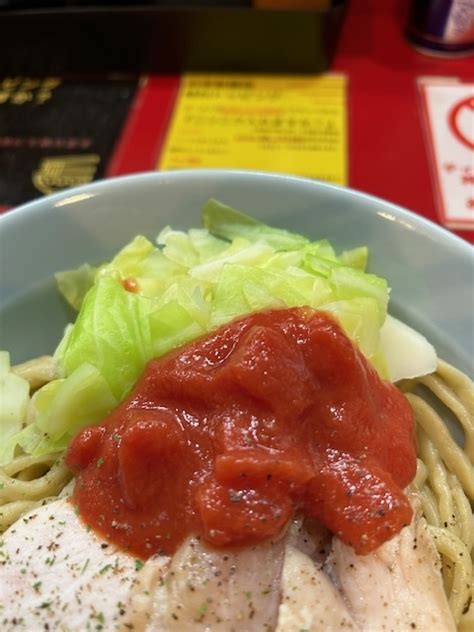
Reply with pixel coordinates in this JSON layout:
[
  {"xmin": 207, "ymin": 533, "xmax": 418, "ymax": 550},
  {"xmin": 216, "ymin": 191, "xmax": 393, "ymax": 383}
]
[{"xmin": 462, "ymin": 595, "xmax": 472, "ymax": 615}]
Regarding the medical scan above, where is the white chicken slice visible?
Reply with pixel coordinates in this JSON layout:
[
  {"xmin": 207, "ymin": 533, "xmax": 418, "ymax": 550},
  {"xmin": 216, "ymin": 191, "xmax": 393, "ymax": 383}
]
[
  {"xmin": 326, "ymin": 507, "xmax": 456, "ymax": 631},
  {"xmin": 286, "ymin": 516, "xmax": 332, "ymax": 565},
  {"xmin": 128, "ymin": 535, "xmax": 286, "ymax": 632},
  {"xmin": 0, "ymin": 493, "xmax": 457, "ymax": 632},
  {"xmin": 276, "ymin": 545, "xmax": 358, "ymax": 632},
  {"xmin": 0, "ymin": 498, "xmax": 140, "ymax": 632}
]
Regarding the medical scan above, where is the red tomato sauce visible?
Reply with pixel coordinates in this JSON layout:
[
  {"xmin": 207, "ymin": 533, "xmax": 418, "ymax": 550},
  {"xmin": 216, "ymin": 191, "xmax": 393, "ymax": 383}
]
[
  {"xmin": 66, "ymin": 308, "xmax": 416, "ymax": 559},
  {"xmin": 121, "ymin": 277, "xmax": 139, "ymax": 293}
]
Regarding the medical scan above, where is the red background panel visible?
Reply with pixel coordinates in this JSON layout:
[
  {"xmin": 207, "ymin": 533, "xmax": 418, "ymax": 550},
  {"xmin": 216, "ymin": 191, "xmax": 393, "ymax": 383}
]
[
  {"xmin": 106, "ymin": 76, "xmax": 180, "ymax": 177},
  {"xmin": 108, "ymin": 0, "xmax": 474, "ymax": 244},
  {"xmin": 332, "ymin": 0, "xmax": 473, "ymax": 243}
]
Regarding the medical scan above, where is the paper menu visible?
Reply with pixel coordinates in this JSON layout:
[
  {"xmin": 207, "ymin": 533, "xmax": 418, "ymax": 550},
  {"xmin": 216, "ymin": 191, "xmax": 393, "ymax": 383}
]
[
  {"xmin": 419, "ymin": 78, "xmax": 474, "ymax": 231},
  {"xmin": 158, "ymin": 73, "xmax": 347, "ymax": 186}
]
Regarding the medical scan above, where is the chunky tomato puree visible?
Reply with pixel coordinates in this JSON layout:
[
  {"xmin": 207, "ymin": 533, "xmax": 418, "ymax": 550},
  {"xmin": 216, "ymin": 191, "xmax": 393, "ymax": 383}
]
[{"xmin": 66, "ymin": 308, "xmax": 416, "ymax": 559}]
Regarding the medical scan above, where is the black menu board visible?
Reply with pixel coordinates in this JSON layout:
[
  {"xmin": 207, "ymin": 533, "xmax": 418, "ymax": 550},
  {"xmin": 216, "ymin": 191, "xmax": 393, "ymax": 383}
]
[{"xmin": 0, "ymin": 77, "xmax": 137, "ymax": 206}]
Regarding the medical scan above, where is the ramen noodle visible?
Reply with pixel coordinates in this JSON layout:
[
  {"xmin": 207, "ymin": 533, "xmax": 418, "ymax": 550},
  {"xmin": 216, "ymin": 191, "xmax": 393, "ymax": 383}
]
[{"xmin": 1, "ymin": 356, "xmax": 472, "ymax": 627}]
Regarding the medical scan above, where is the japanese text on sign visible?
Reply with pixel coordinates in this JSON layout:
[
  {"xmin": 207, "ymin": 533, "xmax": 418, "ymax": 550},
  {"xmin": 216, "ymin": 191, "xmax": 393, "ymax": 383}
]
[
  {"xmin": 0, "ymin": 77, "xmax": 61, "ymax": 106},
  {"xmin": 158, "ymin": 74, "xmax": 347, "ymax": 185}
]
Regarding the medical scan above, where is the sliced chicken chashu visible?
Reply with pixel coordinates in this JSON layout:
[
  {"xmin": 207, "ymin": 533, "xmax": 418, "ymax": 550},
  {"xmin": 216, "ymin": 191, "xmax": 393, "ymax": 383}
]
[
  {"xmin": 129, "ymin": 535, "xmax": 286, "ymax": 632},
  {"xmin": 276, "ymin": 545, "xmax": 358, "ymax": 632},
  {"xmin": 0, "ymin": 498, "xmax": 139, "ymax": 632},
  {"xmin": 276, "ymin": 501, "xmax": 455, "ymax": 632},
  {"xmin": 1, "ymin": 494, "xmax": 457, "ymax": 632},
  {"xmin": 326, "ymin": 508, "xmax": 456, "ymax": 631},
  {"xmin": 275, "ymin": 516, "xmax": 357, "ymax": 631}
]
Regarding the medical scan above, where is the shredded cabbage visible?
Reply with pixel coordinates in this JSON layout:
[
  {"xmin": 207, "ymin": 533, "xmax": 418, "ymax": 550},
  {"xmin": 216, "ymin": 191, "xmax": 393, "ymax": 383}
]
[
  {"xmin": 4, "ymin": 200, "xmax": 390, "ymax": 457},
  {"xmin": 0, "ymin": 352, "xmax": 30, "ymax": 465}
]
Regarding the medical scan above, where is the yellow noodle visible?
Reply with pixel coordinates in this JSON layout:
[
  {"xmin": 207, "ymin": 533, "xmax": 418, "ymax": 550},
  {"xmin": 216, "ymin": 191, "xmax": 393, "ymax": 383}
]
[
  {"xmin": 2, "ymin": 452, "xmax": 61, "ymax": 477},
  {"xmin": 418, "ymin": 434, "xmax": 457, "ymax": 592},
  {"xmin": 0, "ymin": 498, "xmax": 57, "ymax": 533},
  {"xmin": 451, "ymin": 480, "xmax": 474, "ymax": 554},
  {"xmin": 417, "ymin": 426, "xmax": 459, "ymax": 534},
  {"xmin": 430, "ymin": 525, "xmax": 473, "ymax": 622},
  {"xmin": 0, "ymin": 457, "xmax": 71, "ymax": 506},
  {"xmin": 419, "ymin": 372, "xmax": 474, "ymax": 461},
  {"xmin": 437, "ymin": 360, "xmax": 474, "ymax": 413},
  {"xmin": 420, "ymin": 485, "xmax": 442, "ymax": 528},
  {"xmin": 459, "ymin": 605, "xmax": 474, "ymax": 632},
  {"xmin": 407, "ymin": 392, "xmax": 474, "ymax": 500},
  {"xmin": 16, "ymin": 464, "xmax": 49, "ymax": 481},
  {"xmin": 407, "ymin": 360, "xmax": 474, "ymax": 626},
  {"xmin": 414, "ymin": 458, "xmax": 428, "ymax": 488},
  {"xmin": 12, "ymin": 355, "xmax": 57, "ymax": 392}
]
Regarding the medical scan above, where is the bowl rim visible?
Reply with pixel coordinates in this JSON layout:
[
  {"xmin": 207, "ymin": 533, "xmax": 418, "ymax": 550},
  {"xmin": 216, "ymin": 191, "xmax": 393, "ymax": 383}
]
[{"xmin": 0, "ymin": 169, "xmax": 472, "ymax": 256}]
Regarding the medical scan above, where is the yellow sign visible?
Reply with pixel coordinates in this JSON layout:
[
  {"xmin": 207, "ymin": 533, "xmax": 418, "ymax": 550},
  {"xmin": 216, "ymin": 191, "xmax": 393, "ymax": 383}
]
[{"xmin": 158, "ymin": 73, "xmax": 347, "ymax": 185}]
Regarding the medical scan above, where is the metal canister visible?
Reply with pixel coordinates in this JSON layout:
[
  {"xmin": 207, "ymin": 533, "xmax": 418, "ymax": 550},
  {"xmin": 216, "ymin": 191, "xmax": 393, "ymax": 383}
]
[{"xmin": 406, "ymin": 0, "xmax": 474, "ymax": 56}]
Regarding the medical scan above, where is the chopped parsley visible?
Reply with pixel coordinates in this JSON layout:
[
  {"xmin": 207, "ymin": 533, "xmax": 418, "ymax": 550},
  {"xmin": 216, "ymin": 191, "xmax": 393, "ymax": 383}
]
[
  {"xmin": 99, "ymin": 564, "xmax": 112, "ymax": 575},
  {"xmin": 81, "ymin": 558, "xmax": 90, "ymax": 575}
]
